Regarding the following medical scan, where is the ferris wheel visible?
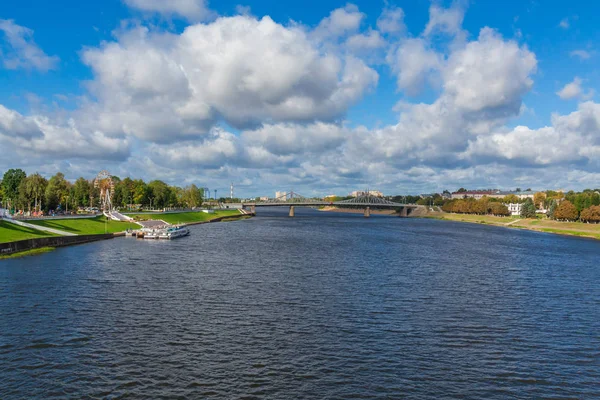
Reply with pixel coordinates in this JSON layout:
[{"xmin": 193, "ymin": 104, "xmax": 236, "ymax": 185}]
[{"xmin": 94, "ymin": 170, "xmax": 114, "ymax": 212}]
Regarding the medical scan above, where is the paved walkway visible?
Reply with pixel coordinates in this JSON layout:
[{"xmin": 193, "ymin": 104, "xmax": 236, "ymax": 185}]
[
  {"xmin": 2, "ymin": 217, "xmax": 77, "ymax": 236},
  {"xmin": 505, "ymin": 219, "xmax": 522, "ymax": 226}
]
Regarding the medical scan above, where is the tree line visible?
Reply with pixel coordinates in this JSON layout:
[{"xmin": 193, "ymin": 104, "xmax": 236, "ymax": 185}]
[
  {"xmin": 0, "ymin": 169, "xmax": 205, "ymax": 214},
  {"xmin": 437, "ymin": 191, "xmax": 600, "ymax": 223}
]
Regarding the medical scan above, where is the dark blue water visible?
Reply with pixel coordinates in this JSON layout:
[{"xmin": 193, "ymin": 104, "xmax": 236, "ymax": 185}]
[{"xmin": 2, "ymin": 208, "xmax": 600, "ymax": 399}]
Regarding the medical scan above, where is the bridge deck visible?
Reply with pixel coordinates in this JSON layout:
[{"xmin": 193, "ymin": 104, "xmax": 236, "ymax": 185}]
[{"xmin": 231, "ymin": 202, "xmax": 418, "ymax": 208}]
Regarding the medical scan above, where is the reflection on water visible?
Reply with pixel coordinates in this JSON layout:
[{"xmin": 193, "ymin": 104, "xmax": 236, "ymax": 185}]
[{"xmin": 2, "ymin": 208, "xmax": 600, "ymax": 398}]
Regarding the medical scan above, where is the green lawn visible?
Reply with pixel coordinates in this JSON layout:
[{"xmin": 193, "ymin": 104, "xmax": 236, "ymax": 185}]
[
  {"xmin": 28, "ymin": 216, "xmax": 139, "ymax": 235},
  {"xmin": 0, "ymin": 221, "xmax": 55, "ymax": 244},
  {"xmin": 127, "ymin": 210, "xmax": 241, "ymax": 225}
]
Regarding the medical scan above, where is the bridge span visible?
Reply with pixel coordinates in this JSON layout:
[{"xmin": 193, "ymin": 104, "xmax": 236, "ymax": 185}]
[{"xmin": 225, "ymin": 193, "xmax": 420, "ymax": 218}]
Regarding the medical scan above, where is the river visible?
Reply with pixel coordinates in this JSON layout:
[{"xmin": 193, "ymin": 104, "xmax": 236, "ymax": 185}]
[{"xmin": 2, "ymin": 208, "xmax": 600, "ymax": 398}]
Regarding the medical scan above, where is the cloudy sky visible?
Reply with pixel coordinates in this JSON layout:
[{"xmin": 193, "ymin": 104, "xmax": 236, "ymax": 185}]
[{"xmin": 0, "ymin": 0, "xmax": 599, "ymax": 196}]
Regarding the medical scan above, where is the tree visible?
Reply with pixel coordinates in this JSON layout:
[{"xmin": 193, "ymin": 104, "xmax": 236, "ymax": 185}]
[
  {"xmin": 580, "ymin": 206, "xmax": 600, "ymax": 223},
  {"xmin": 2, "ymin": 169, "xmax": 26, "ymax": 210},
  {"xmin": 520, "ymin": 198, "xmax": 537, "ymax": 218},
  {"xmin": 148, "ymin": 180, "xmax": 170, "ymax": 209},
  {"xmin": 554, "ymin": 200, "xmax": 578, "ymax": 221},
  {"xmin": 533, "ymin": 192, "xmax": 546, "ymax": 210},
  {"xmin": 72, "ymin": 177, "xmax": 91, "ymax": 208},
  {"xmin": 490, "ymin": 203, "xmax": 510, "ymax": 216},
  {"xmin": 457, "ymin": 188, "xmax": 467, "ymax": 193},
  {"xmin": 503, "ymin": 194, "xmax": 519, "ymax": 204},
  {"xmin": 18, "ymin": 173, "xmax": 47, "ymax": 213},
  {"xmin": 548, "ymin": 200, "xmax": 557, "ymax": 219},
  {"xmin": 183, "ymin": 184, "xmax": 203, "ymax": 208},
  {"xmin": 132, "ymin": 179, "xmax": 148, "ymax": 206},
  {"xmin": 45, "ymin": 172, "xmax": 70, "ymax": 211}
]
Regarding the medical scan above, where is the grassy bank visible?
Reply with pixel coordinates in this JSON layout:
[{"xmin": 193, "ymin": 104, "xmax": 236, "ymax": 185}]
[
  {"xmin": 28, "ymin": 216, "xmax": 139, "ymax": 235},
  {"xmin": 0, "ymin": 221, "xmax": 56, "ymax": 244},
  {"xmin": 425, "ymin": 212, "xmax": 600, "ymax": 240},
  {"xmin": 0, "ymin": 247, "xmax": 55, "ymax": 259},
  {"xmin": 126, "ymin": 210, "xmax": 242, "ymax": 225}
]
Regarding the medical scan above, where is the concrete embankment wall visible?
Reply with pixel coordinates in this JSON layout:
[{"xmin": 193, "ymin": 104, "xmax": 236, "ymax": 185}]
[{"xmin": 0, "ymin": 234, "xmax": 115, "ymax": 256}]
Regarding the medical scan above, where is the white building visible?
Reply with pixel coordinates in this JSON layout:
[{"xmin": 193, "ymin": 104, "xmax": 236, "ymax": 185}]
[
  {"xmin": 350, "ymin": 190, "xmax": 383, "ymax": 198},
  {"xmin": 506, "ymin": 203, "xmax": 522, "ymax": 216},
  {"xmin": 275, "ymin": 191, "xmax": 287, "ymax": 200}
]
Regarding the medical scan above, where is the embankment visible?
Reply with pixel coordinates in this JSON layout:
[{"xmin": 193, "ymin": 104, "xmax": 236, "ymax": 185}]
[
  {"xmin": 422, "ymin": 212, "xmax": 600, "ymax": 241},
  {"xmin": 0, "ymin": 234, "xmax": 115, "ymax": 257}
]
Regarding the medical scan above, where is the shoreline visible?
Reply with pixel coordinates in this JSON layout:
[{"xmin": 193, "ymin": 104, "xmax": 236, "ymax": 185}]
[
  {"xmin": 1, "ymin": 212, "xmax": 252, "ymax": 259},
  {"xmin": 421, "ymin": 212, "xmax": 600, "ymax": 241}
]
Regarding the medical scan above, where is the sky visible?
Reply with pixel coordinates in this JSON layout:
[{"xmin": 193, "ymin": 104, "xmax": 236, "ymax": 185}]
[{"xmin": 0, "ymin": 0, "xmax": 599, "ymax": 197}]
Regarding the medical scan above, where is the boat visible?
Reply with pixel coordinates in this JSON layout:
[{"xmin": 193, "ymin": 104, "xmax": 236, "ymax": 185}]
[{"xmin": 166, "ymin": 226, "xmax": 190, "ymax": 239}]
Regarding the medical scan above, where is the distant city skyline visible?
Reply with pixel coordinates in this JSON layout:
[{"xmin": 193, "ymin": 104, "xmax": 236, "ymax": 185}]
[{"xmin": 1, "ymin": 0, "xmax": 599, "ymax": 195}]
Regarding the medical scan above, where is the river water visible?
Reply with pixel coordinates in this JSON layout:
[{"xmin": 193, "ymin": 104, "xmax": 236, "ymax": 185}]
[{"xmin": 1, "ymin": 208, "xmax": 600, "ymax": 399}]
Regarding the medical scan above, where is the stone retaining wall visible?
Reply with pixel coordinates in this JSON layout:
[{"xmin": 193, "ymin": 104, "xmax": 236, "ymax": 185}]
[{"xmin": 0, "ymin": 234, "xmax": 115, "ymax": 256}]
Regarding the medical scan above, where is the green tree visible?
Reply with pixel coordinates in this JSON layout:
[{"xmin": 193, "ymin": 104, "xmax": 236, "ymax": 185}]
[
  {"xmin": 182, "ymin": 184, "xmax": 203, "ymax": 208},
  {"xmin": 520, "ymin": 198, "xmax": 537, "ymax": 218},
  {"xmin": 72, "ymin": 177, "xmax": 91, "ymax": 208},
  {"xmin": 132, "ymin": 179, "xmax": 148, "ymax": 206},
  {"xmin": 148, "ymin": 180, "xmax": 170, "ymax": 209},
  {"xmin": 45, "ymin": 172, "xmax": 70, "ymax": 211},
  {"xmin": 2, "ymin": 168, "xmax": 26, "ymax": 210},
  {"xmin": 19, "ymin": 173, "xmax": 47, "ymax": 213}
]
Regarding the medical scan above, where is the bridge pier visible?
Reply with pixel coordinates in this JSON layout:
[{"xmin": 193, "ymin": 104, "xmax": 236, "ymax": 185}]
[
  {"xmin": 399, "ymin": 207, "xmax": 408, "ymax": 217},
  {"xmin": 364, "ymin": 207, "xmax": 371, "ymax": 218},
  {"xmin": 289, "ymin": 206, "xmax": 295, "ymax": 217},
  {"xmin": 250, "ymin": 205, "xmax": 256, "ymax": 215}
]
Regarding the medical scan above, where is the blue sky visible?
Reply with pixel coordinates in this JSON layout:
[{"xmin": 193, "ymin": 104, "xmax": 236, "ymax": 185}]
[{"xmin": 1, "ymin": 0, "xmax": 599, "ymax": 195}]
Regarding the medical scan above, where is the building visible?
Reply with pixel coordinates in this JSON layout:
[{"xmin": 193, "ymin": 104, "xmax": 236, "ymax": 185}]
[
  {"xmin": 275, "ymin": 191, "xmax": 287, "ymax": 200},
  {"xmin": 451, "ymin": 190, "xmax": 496, "ymax": 200},
  {"xmin": 507, "ymin": 203, "xmax": 522, "ymax": 216},
  {"xmin": 350, "ymin": 190, "xmax": 383, "ymax": 198},
  {"xmin": 492, "ymin": 190, "xmax": 535, "ymax": 200},
  {"xmin": 259, "ymin": 196, "xmax": 269, "ymax": 201}
]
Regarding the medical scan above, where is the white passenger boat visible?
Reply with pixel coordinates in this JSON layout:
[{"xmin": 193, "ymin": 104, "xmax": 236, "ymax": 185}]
[{"xmin": 166, "ymin": 226, "xmax": 190, "ymax": 239}]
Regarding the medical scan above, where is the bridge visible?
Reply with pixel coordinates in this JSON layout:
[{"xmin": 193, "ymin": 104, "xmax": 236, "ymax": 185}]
[{"xmin": 231, "ymin": 191, "xmax": 419, "ymax": 217}]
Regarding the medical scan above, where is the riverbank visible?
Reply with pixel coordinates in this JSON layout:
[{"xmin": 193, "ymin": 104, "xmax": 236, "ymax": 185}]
[
  {"xmin": 0, "ymin": 210, "xmax": 252, "ymax": 258},
  {"xmin": 424, "ymin": 212, "xmax": 600, "ymax": 241}
]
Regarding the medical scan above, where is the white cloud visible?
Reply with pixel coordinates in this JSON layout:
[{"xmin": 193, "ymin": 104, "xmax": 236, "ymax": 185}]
[
  {"xmin": 4, "ymin": 4, "xmax": 600, "ymax": 194},
  {"xmin": 0, "ymin": 19, "xmax": 59, "ymax": 71},
  {"xmin": 559, "ymin": 18, "xmax": 570, "ymax": 29},
  {"xmin": 124, "ymin": 0, "xmax": 213, "ymax": 22},
  {"xmin": 80, "ymin": 16, "xmax": 378, "ymax": 141},
  {"xmin": 346, "ymin": 30, "xmax": 386, "ymax": 53},
  {"xmin": 570, "ymin": 49, "xmax": 592, "ymax": 60},
  {"xmin": 312, "ymin": 4, "xmax": 364, "ymax": 40},
  {"xmin": 0, "ymin": 105, "xmax": 130, "ymax": 161},
  {"xmin": 557, "ymin": 77, "xmax": 594, "ymax": 100},
  {"xmin": 242, "ymin": 122, "xmax": 347, "ymax": 156},
  {"xmin": 442, "ymin": 28, "xmax": 536, "ymax": 114},
  {"xmin": 465, "ymin": 102, "xmax": 600, "ymax": 166},
  {"xmin": 388, "ymin": 38, "xmax": 441, "ymax": 95},
  {"xmin": 423, "ymin": 4, "xmax": 465, "ymax": 37},
  {"xmin": 376, "ymin": 6, "xmax": 405, "ymax": 35}
]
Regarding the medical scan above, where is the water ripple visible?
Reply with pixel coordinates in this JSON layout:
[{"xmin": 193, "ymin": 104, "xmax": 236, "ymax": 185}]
[{"xmin": 1, "ymin": 208, "xmax": 600, "ymax": 399}]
